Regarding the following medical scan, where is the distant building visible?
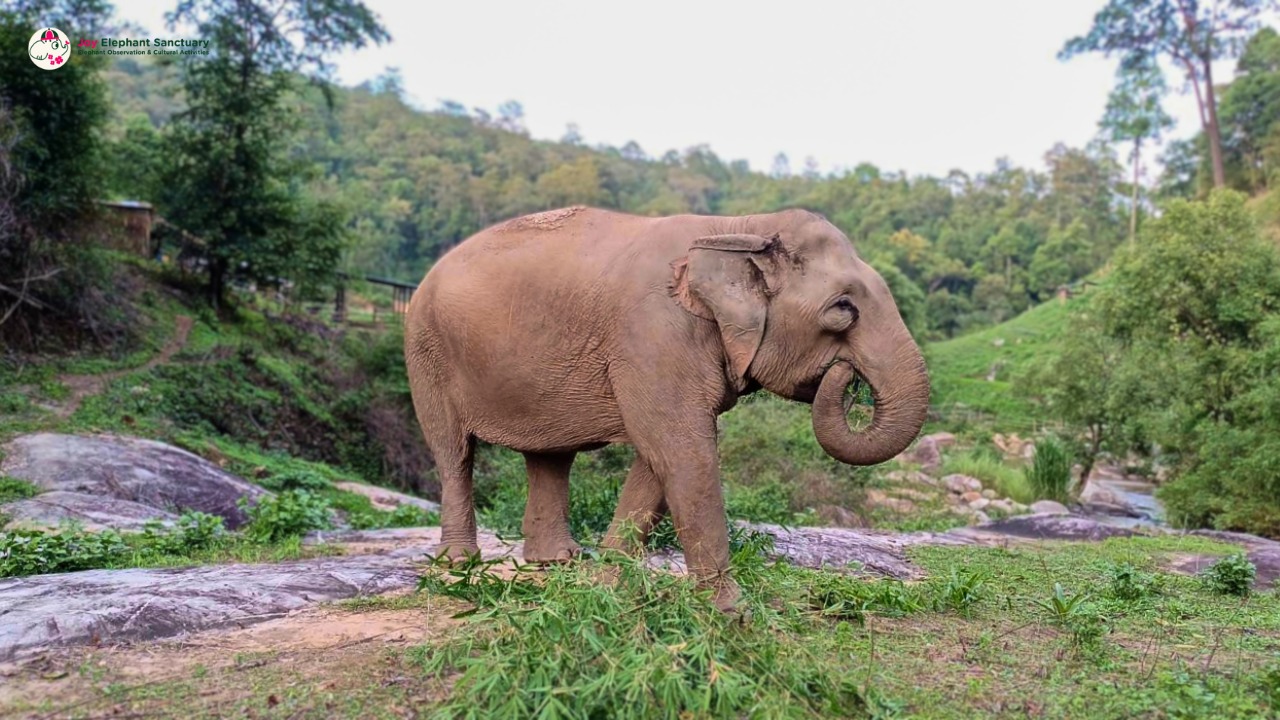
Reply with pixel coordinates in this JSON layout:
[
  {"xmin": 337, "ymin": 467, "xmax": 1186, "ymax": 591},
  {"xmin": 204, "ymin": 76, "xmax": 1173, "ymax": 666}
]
[{"xmin": 96, "ymin": 200, "xmax": 156, "ymax": 257}]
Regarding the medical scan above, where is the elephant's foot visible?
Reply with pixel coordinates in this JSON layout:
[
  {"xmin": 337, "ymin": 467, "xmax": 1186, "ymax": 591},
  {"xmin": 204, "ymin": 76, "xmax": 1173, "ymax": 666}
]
[
  {"xmin": 431, "ymin": 540, "xmax": 481, "ymax": 564},
  {"xmin": 701, "ymin": 574, "xmax": 745, "ymax": 617},
  {"xmin": 521, "ymin": 535, "xmax": 583, "ymax": 565}
]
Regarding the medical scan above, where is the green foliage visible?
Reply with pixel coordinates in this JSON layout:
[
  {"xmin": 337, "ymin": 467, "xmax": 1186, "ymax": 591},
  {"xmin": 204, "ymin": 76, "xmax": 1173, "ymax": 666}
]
[
  {"xmin": 1024, "ymin": 436, "xmax": 1075, "ymax": 504},
  {"xmin": 328, "ymin": 490, "xmax": 439, "ymax": 530},
  {"xmin": 930, "ymin": 567, "xmax": 990, "ymax": 614},
  {"xmin": 1105, "ymin": 562, "xmax": 1162, "ymax": 602},
  {"xmin": 941, "ymin": 449, "xmax": 1033, "ymax": 504},
  {"xmin": 1034, "ymin": 582, "xmax": 1107, "ymax": 651},
  {"xmin": 416, "ymin": 551, "xmax": 869, "ymax": 719},
  {"xmin": 0, "ymin": 476, "xmax": 38, "ymax": 504},
  {"xmin": 241, "ymin": 489, "xmax": 332, "ymax": 543},
  {"xmin": 258, "ymin": 469, "xmax": 331, "ymax": 493},
  {"xmin": 1201, "ymin": 553, "xmax": 1257, "ymax": 597},
  {"xmin": 1036, "ymin": 190, "xmax": 1280, "ymax": 536},
  {"xmin": 0, "ymin": 526, "xmax": 129, "ymax": 577},
  {"xmin": 158, "ymin": 0, "xmax": 388, "ymax": 305},
  {"xmin": 140, "ymin": 511, "xmax": 226, "ymax": 555}
]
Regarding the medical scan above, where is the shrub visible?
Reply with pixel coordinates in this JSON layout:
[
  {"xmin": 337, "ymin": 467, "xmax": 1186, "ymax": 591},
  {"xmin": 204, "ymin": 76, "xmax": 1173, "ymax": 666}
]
[
  {"xmin": 140, "ymin": 511, "xmax": 227, "ymax": 555},
  {"xmin": 242, "ymin": 489, "xmax": 333, "ymax": 543},
  {"xmin": 1202, "ymin": 553, "xmax": 1257, "ymax": 597},
  {"xmin": 0, "ymin": 477, "xmax": 38, "ymax": 503},
  {"xmin": 1105, "ymin": 562, "xmax": 1161, "ymax": 602},
  {"xmin": 1025, "ymin": 436, "xmax": 1074, "ymax": 503},
  {"xmin": 0, "ymin": 527, "xmax": 129, "ymax": 577}
]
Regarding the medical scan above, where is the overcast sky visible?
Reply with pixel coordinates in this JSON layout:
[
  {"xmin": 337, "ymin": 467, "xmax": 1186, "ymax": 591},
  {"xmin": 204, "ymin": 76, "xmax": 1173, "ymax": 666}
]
[{"xmin": 115, "ymin": 0, "xmax": 1261, "ymax": 179}]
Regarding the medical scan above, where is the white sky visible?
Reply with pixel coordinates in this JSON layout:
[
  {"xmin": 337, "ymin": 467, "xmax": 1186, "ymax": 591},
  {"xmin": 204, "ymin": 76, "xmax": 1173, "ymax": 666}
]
[{"xmin": 112, "ymin": 0, "xmax": 1263, "ymax": 179}]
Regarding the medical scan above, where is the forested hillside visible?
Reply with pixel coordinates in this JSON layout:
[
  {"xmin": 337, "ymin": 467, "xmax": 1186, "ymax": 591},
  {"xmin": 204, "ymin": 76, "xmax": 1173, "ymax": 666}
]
[{"xmin": 102, "ymin": 59, "xmax": 1132, "ymax": 341}]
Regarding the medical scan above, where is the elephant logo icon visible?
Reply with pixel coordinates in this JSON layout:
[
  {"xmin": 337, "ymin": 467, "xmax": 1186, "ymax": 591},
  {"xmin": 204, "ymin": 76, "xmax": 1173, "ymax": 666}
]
[{"xmin": 28, "ymin": 27, "xmax": 71, "ymax": 70}]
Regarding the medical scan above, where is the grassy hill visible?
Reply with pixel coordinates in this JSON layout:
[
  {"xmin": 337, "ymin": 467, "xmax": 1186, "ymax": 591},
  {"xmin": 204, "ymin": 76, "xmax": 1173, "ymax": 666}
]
[{"xmin": 925, "ymin": 296, "xmax": 1079, "ymax": 432}]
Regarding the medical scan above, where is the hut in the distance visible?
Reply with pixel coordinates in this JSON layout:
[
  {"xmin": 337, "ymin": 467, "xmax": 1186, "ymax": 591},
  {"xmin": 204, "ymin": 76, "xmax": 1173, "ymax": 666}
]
[{"xmin": 96, "ymin": 200, "xmax": 156, "ymax": 257}]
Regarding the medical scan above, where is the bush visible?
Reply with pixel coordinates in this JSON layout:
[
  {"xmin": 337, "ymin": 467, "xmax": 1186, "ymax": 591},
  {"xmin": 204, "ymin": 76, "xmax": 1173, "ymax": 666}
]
[
  {"xmin": 1025, "ymin": 436, "xmax": 1074, "ymax": 503},
  {"xmin": 1202, "ymin": 553, "xmax": 1257, "ymax": 597},
  {"xmin": 140, "ymin": 511, "xmax": 227, "ymax": 555},
  {"xmin": 0, "ymin": 527, "xmax": 129, "ymax": 577},
  {"xmin": 1105, "ymin": 562, "xmax": 1161, "ymax": 602},
  {"xmin": 242, "ymin": 489, "xmax": 333, "ymax": 543},
  {"xmin": 0, "ymin": 476, "xmax": 38, "ymax": 503}
]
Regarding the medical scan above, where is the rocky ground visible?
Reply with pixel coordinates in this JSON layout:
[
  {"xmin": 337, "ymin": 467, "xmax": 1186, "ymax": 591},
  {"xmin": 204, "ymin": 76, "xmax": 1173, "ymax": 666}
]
[{"xmin": 3, "ymin": 430, "xmax": 1278, "ymax": 671}]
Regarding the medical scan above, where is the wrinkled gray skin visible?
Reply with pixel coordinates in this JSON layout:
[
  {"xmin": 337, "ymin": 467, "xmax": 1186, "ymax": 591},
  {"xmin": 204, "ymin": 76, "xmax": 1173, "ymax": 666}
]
[{"xmin": 405, "ymin": 207, "xmax": 930, "ymax": 609}]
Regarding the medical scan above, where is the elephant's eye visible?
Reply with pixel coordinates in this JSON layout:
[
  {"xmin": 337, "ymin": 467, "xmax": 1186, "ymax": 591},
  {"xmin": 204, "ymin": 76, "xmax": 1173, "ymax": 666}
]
[{"xmin": 821, "ymin": 297, "xmax": 859, "ymax": 332}]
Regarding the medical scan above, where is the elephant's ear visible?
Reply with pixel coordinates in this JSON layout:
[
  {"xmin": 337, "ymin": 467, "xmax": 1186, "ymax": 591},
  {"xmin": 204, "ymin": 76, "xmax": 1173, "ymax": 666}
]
[{"xmin": 671, "ymin": 233, "xmax": 782, "ymax": 390}]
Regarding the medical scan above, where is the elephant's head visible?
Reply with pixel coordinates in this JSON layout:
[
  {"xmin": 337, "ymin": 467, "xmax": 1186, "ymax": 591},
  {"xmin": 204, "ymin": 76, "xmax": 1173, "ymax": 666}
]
[{"xmin": 673, "ymin": 209, "xmax": 929, "ymax": 465}]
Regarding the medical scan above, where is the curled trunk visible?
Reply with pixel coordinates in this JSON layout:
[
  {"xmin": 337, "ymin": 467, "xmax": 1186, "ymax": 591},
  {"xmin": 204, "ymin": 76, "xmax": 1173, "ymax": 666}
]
[{"xmin": 811, "ymin": 340, "xmax": 930, "ymax": 466}]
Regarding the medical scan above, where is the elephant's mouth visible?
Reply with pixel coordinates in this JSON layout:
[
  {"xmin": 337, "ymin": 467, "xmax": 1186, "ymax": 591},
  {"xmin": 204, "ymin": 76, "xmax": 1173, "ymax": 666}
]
[{"xmin": 792, "ymin": 361, "xmax": 863, "ymax": 404}]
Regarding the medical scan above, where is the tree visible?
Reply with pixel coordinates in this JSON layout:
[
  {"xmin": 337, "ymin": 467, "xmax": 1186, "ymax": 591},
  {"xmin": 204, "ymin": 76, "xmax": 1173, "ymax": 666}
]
[
  {"xmin": 770, "ymin": 152, "xmax": 791, "ymax": 178},
  {"xmin": 1218, "ymin": 28, "xmax": 1280, "ymax": 192},
  {"xmin": 561, "ymin": 123, "xmax": 583, "ymax": 146},
  {"xmin": 1060, "ymin": 0, "xmax": 1277, "ymax": 188},
  {"xmin": 162, "ymin": 0, "xmax": 388, "ymax": 307},
  {"xmin": 1, "ymin": 1, "xmax": 111, "ymax": 341},
  {"xmin": 1099, "ymin": 52, "xmax": 1174, "ymax": 242}
]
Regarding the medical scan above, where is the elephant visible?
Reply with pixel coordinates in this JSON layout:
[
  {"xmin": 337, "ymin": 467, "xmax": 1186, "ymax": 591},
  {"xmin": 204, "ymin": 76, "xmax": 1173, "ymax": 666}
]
[{"xmin": 404, "ymin": 206, "xmax": 930, "ymax": 610}]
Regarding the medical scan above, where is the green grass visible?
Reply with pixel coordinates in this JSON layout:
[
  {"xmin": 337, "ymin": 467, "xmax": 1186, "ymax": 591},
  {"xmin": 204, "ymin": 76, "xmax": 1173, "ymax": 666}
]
[
  {"xmin": 926, "ymin": 298, "xmax": 1077, "ymax": 430},
  {"xmin": 940, "ymin": 449, "xmax": 1034, "ymax": 503},
  {"xmin": 8, "ymin": 533, "xmax": 1278, "ymax": 718},
  {"xmin": 0, "ymin": 476, "xmax": 39, "ymax": 504}
]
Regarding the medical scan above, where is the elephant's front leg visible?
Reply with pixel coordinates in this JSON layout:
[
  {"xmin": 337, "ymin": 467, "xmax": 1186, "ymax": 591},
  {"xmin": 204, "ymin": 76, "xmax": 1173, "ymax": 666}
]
[
  {"xmin": 624, "ymin": 418, "xmax": 738, "ymax": 611},
  {"xmin": 521, "ymin": 451, "xmax": 582, "ymax": 563}
]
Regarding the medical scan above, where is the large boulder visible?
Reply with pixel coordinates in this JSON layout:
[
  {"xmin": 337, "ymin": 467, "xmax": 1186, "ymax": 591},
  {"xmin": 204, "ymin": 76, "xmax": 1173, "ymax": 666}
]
[{"xmin": 0, "ymin": 433, "xmax": 268, "ymax": 529}]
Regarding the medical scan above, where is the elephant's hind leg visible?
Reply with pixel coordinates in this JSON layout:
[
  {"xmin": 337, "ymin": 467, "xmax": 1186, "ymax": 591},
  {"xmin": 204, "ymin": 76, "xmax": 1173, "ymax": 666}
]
[
  {"xmin": 521, "ymin": 451, "xmax": 582, "ymax": 564},
  {"xmin": 433, "ymin": 430, "xmax": 480, "ymax": 562},
  {"xmin": 602, "ymin": 456, "xmax": 667, "ymax": 555}
]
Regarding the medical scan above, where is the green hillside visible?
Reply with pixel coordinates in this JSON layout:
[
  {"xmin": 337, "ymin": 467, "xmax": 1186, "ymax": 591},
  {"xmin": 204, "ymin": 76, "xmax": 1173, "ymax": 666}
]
[{"xmin": 925, "ymin": 296, "xmax": 1077, "ymax": 429}]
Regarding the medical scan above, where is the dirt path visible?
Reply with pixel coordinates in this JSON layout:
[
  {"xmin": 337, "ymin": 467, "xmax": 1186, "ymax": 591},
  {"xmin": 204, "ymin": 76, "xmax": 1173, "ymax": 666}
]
[{"xmin": 51, "ymin": 315, "xmax": 194, "ymax": 418}]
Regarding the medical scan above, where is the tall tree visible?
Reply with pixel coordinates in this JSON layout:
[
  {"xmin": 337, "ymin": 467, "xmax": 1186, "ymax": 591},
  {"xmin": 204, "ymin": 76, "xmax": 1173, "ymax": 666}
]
[
  {"xmin": 1099, "ymin": 52, "xmax": 1174, "ymax": 242},
  {"xmin": 163, "ymin": 0, "xmax": 388, "ymax": 307},
  {"xmin": 1060, "ymin": 0, "xmax": 1276, "ymax": 188}
]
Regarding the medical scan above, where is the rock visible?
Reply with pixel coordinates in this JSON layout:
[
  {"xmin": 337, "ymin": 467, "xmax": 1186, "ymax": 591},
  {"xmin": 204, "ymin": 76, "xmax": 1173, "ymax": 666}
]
[
  {"xmin": 944, "ymin": 474, "xmax": 983, "ymax": 494},
  {"xmin": 888, "ymin": 487, "xmax": 935, "ymax": 503},
  {"xmin": 972, "ymin": 510, "xmax": 991, "ymax": 524},
  {"xmin": 992, "ymin": 338, "xmax": 1005, "ymax": 347},
  {"xmin": 979, "ymin": 513, "xmax": 1140, "ymax": 541},
  {"xmin": 1022, "ymin": 443, "xmax": 1037, "ymax": 461},
  {"xmin": 894, "ymin": 432, "xmax": 955, "ymax": 471},
  {"xmin": 1011, "ymin": 502, "xmax": 1029, "ymax": 513},
  {"xmin": 981, "ymin": 489, "xmax": 998, "ymax": 499},
  {"xmin": 988, "ymin": 499, "xmax": 1014, "ymax": 514},
  {"xmin": 0, "ymin": 433, "xmax": 268, "ymax": 529},
  {"xmin": 960, "ymin": 491, "xmax": 983, "ymax": 504},
  {"xmin": 333, "ymin": 482, "xmax": 440, "ymax": 513},
  {"xmin": 2, "ymin": 491, "xmax": 177, "ymax": 531},
  {"xmin": 884, "ymin": 470, "xmax": 938, "ymax": 488},
  {"xmin": 0, "ymin": 527, "xmax": 518, "ymax": 662},
  {"xmin": 742, "ymin": 523, "xmax": 976, "ymax": 580},
  {"xmin": 815, "ymin": 504, "xmax": 866, "ymax": 528},
  {"xmin": 865, "ymin": 489, "xmax": 915, "ymax": 514},
  {"xmin": 968, "ymin": 498, "xmax": 991, "ymax": 511},
  {"xmin": 1030, "ymin": 500, "xmax": 1069, "ymax": 515}
]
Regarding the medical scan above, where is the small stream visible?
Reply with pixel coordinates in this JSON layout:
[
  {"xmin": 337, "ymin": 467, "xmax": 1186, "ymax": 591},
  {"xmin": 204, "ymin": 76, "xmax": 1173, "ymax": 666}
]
[{"xmin": 1079, "ymin": 468, "xmax": 1165, "ymax": 529}]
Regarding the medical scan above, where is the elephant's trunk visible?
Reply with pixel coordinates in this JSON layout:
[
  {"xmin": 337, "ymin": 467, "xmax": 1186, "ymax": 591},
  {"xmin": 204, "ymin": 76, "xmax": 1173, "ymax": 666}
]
[{"xmin": 810, "ymin": 333, "xmax": 930, "ymax": 466}]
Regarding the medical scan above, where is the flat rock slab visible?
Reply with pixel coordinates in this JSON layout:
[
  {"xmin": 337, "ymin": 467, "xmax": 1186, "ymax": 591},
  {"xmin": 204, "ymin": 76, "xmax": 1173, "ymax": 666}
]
[
  {"xmin": 748, "ymin": 523, "xmax": 979, "ymax": 579},
  {"xmin": 1, "ymin": 491, "xmax": 177, "ymax": 531},
  {"xmin": 0, "ymin": 527, "xmax": 518, "ymax": 662},
  {"xmin": 976, "ymin": 513, "xmax": 1144, "ymax": 541},
  {"xmin": 0, "ymin": 433, "xmax": 267, "ymax": 529}
]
